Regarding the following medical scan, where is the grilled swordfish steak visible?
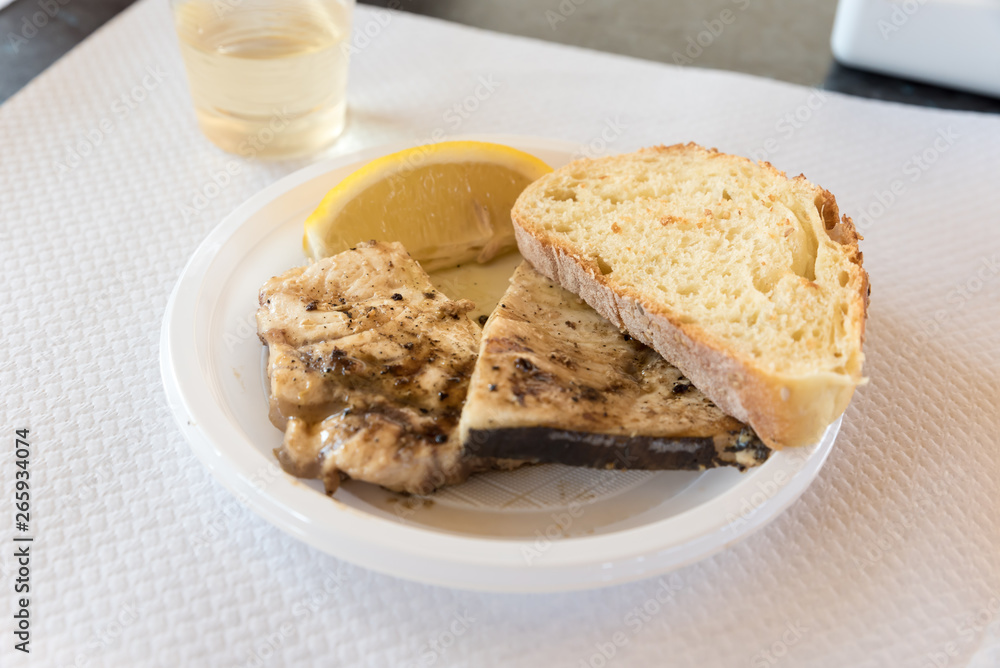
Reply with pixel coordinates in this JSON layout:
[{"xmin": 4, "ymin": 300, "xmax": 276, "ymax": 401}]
[
  {"xmin": 459, "ymin": 262, "xmax": 770, "ymax": 470},
  {"xmin": 257, "ymin": 241, "xmax": 508, "ymax": 495}
]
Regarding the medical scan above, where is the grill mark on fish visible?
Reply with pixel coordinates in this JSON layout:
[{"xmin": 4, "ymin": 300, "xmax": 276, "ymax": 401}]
[
  {"xmin": 257, "ymin": 241, "xmax": 517, "ymax": 495},
  {"xmin": 459, "ymin": 262, "xmax": 770, "ymax": 470}
]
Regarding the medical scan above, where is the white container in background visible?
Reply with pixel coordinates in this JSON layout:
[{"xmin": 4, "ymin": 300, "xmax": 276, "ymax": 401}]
[{"xmin": 831, "ymin": 0, "xmax": 1000, "ymax": 99}]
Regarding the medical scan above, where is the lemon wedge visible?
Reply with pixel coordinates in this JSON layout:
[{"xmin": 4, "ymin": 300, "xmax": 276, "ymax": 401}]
[{"xmin": 303, "ymin": 141, "xmax": 552, "ymax": 271}]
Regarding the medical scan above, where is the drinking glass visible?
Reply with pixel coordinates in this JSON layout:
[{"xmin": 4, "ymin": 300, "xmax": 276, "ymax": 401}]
[{"xmin": 172, "ymin": 0, "xmax": 354, "ymax": 159}]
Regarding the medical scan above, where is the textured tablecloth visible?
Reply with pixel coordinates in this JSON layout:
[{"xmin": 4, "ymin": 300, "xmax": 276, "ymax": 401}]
[{"xmin": 1, "ymin": 1, "xmax": 998, "ymax": 666}]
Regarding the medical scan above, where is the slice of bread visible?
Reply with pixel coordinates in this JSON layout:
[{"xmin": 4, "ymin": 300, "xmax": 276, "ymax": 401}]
[{"xmin": 512, "ymin": 143, "xmax": 868, "ymax": 449}]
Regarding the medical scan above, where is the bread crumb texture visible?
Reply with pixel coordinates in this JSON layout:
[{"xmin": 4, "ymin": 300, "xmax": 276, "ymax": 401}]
[{"xmin": 514, "ymin": 143, "xmax": 867, "ymax": 381}]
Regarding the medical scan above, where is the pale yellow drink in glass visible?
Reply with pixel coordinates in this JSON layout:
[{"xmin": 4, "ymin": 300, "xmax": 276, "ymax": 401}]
[{"xmin": 173, "ymin": 0, "xmax": 353, "ymax": 159}]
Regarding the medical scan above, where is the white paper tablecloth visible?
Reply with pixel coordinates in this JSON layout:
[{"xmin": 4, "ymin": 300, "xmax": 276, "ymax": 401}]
[{"xmin": 1, "ymin": 1, "xmax": 998, "ymax": 666}]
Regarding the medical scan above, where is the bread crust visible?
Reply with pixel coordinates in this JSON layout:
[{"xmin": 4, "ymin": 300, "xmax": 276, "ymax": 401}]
[{"xmin": 512, "ymin": 143, "xmax": 868, "ymax": 449}]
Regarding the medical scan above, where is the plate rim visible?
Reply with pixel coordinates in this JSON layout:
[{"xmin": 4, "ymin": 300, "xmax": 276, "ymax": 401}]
[{"xmin": 159, "ymin": 133, "xmax": 840, "ymax": 592}]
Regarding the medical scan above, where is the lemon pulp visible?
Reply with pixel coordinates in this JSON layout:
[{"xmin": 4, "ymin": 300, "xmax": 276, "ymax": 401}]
[{"xmin": 303, "ymin": 141, "xmax": 552, "ymax": 272}]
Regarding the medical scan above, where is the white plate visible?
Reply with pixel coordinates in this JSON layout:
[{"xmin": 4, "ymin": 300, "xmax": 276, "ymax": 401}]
[{"xmin": 160, "ymin": 135, "xmax": 840, "ymax": 593}]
